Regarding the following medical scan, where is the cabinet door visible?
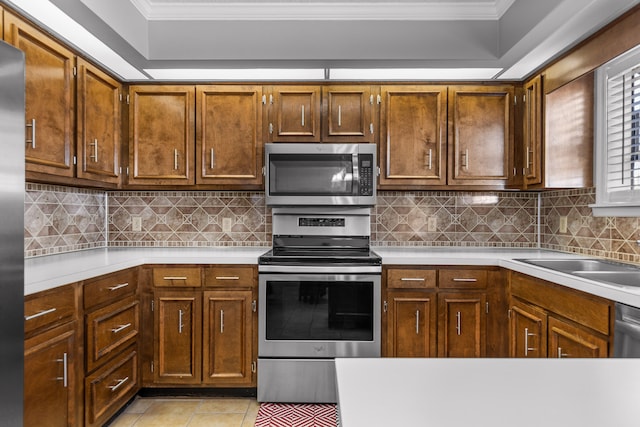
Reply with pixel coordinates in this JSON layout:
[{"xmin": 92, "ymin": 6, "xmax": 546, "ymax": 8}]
[
  {"xmin": 386, "ymin": 291, "xmax": 437, "ymax": 357},
  {"xmin": 267, "ymin": 86, "xmax": 321, "ymax": 142},
  {"xmin": 448, "ymin": 86, "xmax": 513, "ymax": 187},
  {"xmin": 77, "ymin": 58, "xmax": 121, "ymax": 185},
  {"xmin": 509, "ymin": 299, "xmax": 547, "ymax": 358},
  {"xmin": 548, "ymin": 316, "xmax": 608, "ymax": 358},
  {"xmin": 203, "ymin": 290, "xmax": 254, "ymax": 386},
  {"xmin": 153, "ymin": 291, "xmax": 201, "ymax": 383},
  {"xmin": 379, "ymin": 86, "xmax": 447, "ymax": 187},
  {"xmin": 128, "ymin": 85, "xmax": 195, "ymax": 186},
  {"xmin": 522, "ymin": 75, "xmax": 543, "ymax": 187},
  {"xmin": 438, "ymin": 292, "xmax": 486, "ymax": 357},
  {"xmin": 196, "ymin": 85, "xmax": 264, "ymax": 187},
  {"xmin": 24, "ymin": 323, "xmax": 77, "ymax": 427},
  {"xmin": 322, "ymin": 86, "xmax": 375, "ymax": 143},
  {"xmin": 4, "ymin": 13, "xmax": 75, "ymax": 179}
]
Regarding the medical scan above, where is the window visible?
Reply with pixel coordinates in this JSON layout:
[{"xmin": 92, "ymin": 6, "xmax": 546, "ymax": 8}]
[{"xmin": 592, "ymin": 44, "xmax": 640, "ymax": 216}]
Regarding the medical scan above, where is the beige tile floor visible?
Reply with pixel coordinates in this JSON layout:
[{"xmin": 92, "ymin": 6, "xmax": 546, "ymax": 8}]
[{"xmin": 107, "ymin": 396, "xmax": 259, "ymax": 427}]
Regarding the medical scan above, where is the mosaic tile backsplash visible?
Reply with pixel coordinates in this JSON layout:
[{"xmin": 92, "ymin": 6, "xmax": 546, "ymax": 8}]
[{"xmin": 24, "ymin": 184, "xmax": 640, "ymax": 264}]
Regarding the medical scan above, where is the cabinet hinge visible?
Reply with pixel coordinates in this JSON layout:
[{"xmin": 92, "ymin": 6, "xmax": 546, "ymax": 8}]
[
  {"xmin": 369, "ymin": 94, "xmax": 374, "ymax": 105},
  {"xmin": 251, "ymin": 361, "xmax": 257, "ymax": 373},
  {"xmin": 369, "ymin": 123, "xmax": 374, "ymax": 134},
  {"xmin": 269, "ymin": 123, "xmax": 273, "ymax": 134},
  {"xmin": 252, "ymin": 300, "xmax": 257, "ymax": 313},
  {"xmin": 151, "ymin": 300, "xmax": 154, "ymax": 312},
  {"xmin": 151, "ymin": 361, "xmax": 154, "ymax": 373},
  {"xmin": 486, "ymin": 302, "xmax": 489, "ymax": 314},
  {"xmin": 119, "ymin": 93, "xmax": 123, "ymax": 102},
  {"xmin": 514, "ymin": 96, "xmax": 517, "ymax": 106},
  {"xmin": 73, "ymin": 156, "xmax": 77, "ymax": 165},
  {"xmin": 508, "ymin": 309, "xmax": 512, "ymax": 319},
  {"xmin": 126, "ymin": 94, "xmax": 130, "ymax": 105},
  {"xmin": 513, "ymin": 167, "xmax": 517, "ymax": 176},
  {"xmin": 383, "ymin": 300, "xmax": 388, "ymax": 313},
  {"xmin": 73, "ymin": 66, "xmax": 77, "ymax": 77},
  {"xmin": 262, "ymin": 166, "xmax": 266, "ymax": 176},
  {"xmin": 523, "ymin": 94, "xmax": 527, "ymax": 103},
  {"xmin": 262, "ymin": 94, "xmax": 267, "ymax": 105},
  {"xmin": 377, "ymin": 94, "xmax": 381, "ymax": 104},
  {"xmin": 269, "ymin": 94, "xmax": 273, "ymax": 104}
]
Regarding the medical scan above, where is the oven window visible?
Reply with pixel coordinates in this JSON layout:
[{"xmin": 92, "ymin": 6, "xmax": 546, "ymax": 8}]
[
  {"xmin": 269, "ymin": 154, "xmax": 353, "ymax": 195},
  {"xmin": 265, "ymin": 280, "xmax": 373, "ymax": 341}
]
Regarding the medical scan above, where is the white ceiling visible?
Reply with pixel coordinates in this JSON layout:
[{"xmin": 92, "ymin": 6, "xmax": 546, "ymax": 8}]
[{"xmin": 6, "ymin": 0, "xmax": 640, "ymax": 81}]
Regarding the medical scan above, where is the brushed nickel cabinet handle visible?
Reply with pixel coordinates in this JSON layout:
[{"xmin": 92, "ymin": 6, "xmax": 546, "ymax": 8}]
[
  {"xmin": 210, "ymin": 148, "xmax": 215, "ymax": 169},
  {"xmin": 456, "ymin": 312, "xmax": 461, "ymax": 335},
  {"xmin": 452, "ymin": 278, "xmax": 478, "ymax": 282},
  {"xmin": 524, "ymin": 327, "xmax": 536, "ymax": 356},
  {"xmin": 301, "ymin": 105, "xmax": 305, "ymax": 127},
  {"xmin": 55, "ymin": 353, "xmax": 68, "ymax": 387},
  {"xmin": 108, "ymin": 377, "xmax": 129, "ymax": 392},
  {"xmin": 164, "ymin": 276, "xmax": 188, "ymax": 281},
  {"xmin": 25, "ymin": 307, "xmax": 57, "ymax": 321},
  {"xmin": 26, "ymin": 118, "xmax": 36, "ymax": 148},
  {"xmin": 178, "ymin": 309, "xmax": 184, "ymax": 334},
  {"xmin": 216, "ymin": 276, "xmax": 240, "ymax": 280},
  {"xmin": 415, "ymin": 310, "xmax": 420, "ymax": 334},
  {"xmin": 461, "ymin": 149, "xmax": 469, "ymax": 169},
  {"xmin": 220, "ymin": 309, "xmax": 225, "ymax": 334},
  {"xmin": 558, "ymin": 347, "xmax": 569, "ymax": 358},
  {"xmin": 111, "ymin": 323, "xmax": 132, "ymax": 334},
  {"xmin": 174, "ymin": 149, "xmax": 179, "ymax": 170},
  {"xmin": 90, "ymin": 138, "xmax": 98, "ymax": 162},
  {"xmin": 108, "ymin": 283, "xmax": 129, "ymax": 291},
  {"xmin": 338, "ymin": 105, "xmax": 342, "ymax": 127},
  {"xmin": 401, "ymin": 277, "xmax": 425, "ymax": 282},
  {"xmin": 426, "ymin": 148, "xmax": 432, "ymax": 170}
]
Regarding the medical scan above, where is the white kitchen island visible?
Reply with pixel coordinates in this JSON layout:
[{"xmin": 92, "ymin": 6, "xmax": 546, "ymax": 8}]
[{"xmin": 335, "ymin": 358, "xmax": 640, "ymax": 427}]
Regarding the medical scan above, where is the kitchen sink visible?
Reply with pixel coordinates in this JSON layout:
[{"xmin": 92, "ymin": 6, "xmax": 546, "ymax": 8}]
[
  {"xmin": 515, "ymin": 258, "xmax": 640, "ymax": 288},
  {"xmin": 571, "ymin": 271, "xmax": 640, "ymax": 288},
  {"xmin": 515, "ymin": 258, "xmax": 639, "ymax": 273}
]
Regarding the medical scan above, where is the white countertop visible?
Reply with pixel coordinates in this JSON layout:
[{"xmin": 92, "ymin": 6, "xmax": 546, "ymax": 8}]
[
  {"xmin": 24, "ymin": 247, "xmax": 640, "ymax": 307},
  {"xmin": 336, "ymin": 358, "xmax": 640, "ymax": 427}
]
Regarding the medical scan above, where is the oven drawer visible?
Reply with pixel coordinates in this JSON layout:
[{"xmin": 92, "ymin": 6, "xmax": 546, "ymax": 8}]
[
  {"xmin": 85, "ymin": 348, "xmax": 138, "ymax": 426},
  {"xmin": 258, "ymin": 358, "xmax": 337, "ymax": 403},
  {"xmin": 205, "ymin": 265, "xmax": 256, "ymax": 287},
  {"xmin": 85, "ymin": 296, "xmax": 140, "ymax": 373},
  {"xmin": 152, "ymin": 267, "xmax": 202, "ymax": 287}
]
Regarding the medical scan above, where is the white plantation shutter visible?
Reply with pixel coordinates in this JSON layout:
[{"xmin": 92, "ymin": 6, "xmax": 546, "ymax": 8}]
[{"xmin": 593, "ymin": 44, "xmax": 640, "ymax": 216}]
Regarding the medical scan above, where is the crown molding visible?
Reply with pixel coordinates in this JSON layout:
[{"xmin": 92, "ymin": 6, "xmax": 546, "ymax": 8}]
[{"xmin": 128, "ymin": 0, "xmax": 516, "ymax": 21}]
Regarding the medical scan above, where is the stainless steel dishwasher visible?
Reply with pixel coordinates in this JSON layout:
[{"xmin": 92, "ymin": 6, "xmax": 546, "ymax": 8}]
[{"xmin": 614, "ymin": 303, "xmax": 640, "ymax": 357}]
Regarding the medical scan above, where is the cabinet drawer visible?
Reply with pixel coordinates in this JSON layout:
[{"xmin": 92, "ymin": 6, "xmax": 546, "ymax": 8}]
[
  {"xmin": 85, "ymin": 348, "xmax": 138, "ymax": 426},
  {"xmin": 439, "ymin": 269, "xmax": 488, "ymax": 289},
  {"xmin": 386, "ymin": 268, "xmax": 436, "ymax": 289},
  {"xmin": 84, "ymin": 269, "xmax": 137, "ymax": 311},
  {"xmin": 205, "ymin": 265, "xmax": 256, "ymax": 287},
  {"xmin": 152, "ymin": 267, "xmax": 201, "ymax": 287},
  {"xmin": 86, "ymin": 296, "xmax": 139, "ymax": 373},
  {"xmin": 25, "ymin": 285, "xmax": 76, "ymax": 335}
]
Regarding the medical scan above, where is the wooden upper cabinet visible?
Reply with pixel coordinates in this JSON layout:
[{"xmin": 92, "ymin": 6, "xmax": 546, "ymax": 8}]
[
  {"xmin": 77, "ymin": 58, "xmax": 121, "ymax": 186},
  {"xmin": 4, "ymin": 12, "xmax": 76, "ymax": 179},
  {"xmin": 196, "ymin": 85, "xmax": 263, "ymax": 188},
  {"xmin": 322, "ymin": 86, "xmax": 375, "ymax": 143},
  {"xmin": 128, "ymin": 85, "xmax": 195, "ymax": 186},
  {"xmin": 267, "ymin": 86, "xmax": 321, "ymax": 142},
  {"xmin": 542, "ymin": 72, "xmax": 594, "ymax": 188},
  {"xmin": 379, "ymin": 86, "xmax": 447, "ymax": 188},
  {"xmin": 448, "ymin": 85, "xmax": 513, "ymax": 187},
  {"xmin": 522, "ymin": 75, "xmax": 543, "ymax": 187}
]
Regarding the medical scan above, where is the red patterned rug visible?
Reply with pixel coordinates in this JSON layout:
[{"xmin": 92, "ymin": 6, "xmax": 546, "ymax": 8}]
[{"xmin": 254, "ymin": 403, "xmax": 339, "ymax": 427}]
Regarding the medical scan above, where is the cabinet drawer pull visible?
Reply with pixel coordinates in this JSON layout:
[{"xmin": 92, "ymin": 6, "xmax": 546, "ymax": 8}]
[
  {"xmin": 26, "ymin": 118, "xmax": 36, "ymax": 148},
  {"xmin": 400, "ymin": 278, "xmax": 425, "ymax": 282},
  {"xmin": 25, "ymin": 307, "xmax": 57, "ymax": 321},
  {"xmin": 215, "ymin": 276, "xmax": 240, "ymax": 281},
  {"xmin": 55, "ymin": 353, "xmax": 68, "ymax": 388},
  {"xmin": 452, "ymin": 278, "xmax": 478, "ymax": 282},
  {"xmin": 164, "ymin": 276, "xmax": 188, "ymax": 281},
  {"xmin": 111, "ymin": 323, "xmax": 132, "ymax": 334},
  {"xmin": 108, "ymin": 377, "xmax": 129, "ymax": 392},
  {"xmin": 108, "ymin": 282, "xmax": 130, "ymax": 291}
]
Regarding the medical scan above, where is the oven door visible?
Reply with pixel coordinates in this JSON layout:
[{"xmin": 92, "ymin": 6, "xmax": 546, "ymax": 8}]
[{"xmin": 259, "ymin": 272, "xmax": 381, "ymax": 358}]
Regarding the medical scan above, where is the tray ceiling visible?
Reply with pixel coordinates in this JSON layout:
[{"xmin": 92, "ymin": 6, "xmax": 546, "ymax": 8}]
[{"xmin": 7, "ymin": 0, "xmax": 640, "ymax": 80}]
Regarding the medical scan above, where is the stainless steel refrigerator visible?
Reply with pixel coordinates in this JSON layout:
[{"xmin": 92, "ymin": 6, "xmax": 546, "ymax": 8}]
[{"xmin": 0, "ymin": 39, "xmax": 25, "ymax": 426}]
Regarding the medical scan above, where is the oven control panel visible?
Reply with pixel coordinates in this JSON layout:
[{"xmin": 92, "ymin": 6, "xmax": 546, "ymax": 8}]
[{"xmin": 299, "ymin": 217, "xmax": 345, "ymax": 227}]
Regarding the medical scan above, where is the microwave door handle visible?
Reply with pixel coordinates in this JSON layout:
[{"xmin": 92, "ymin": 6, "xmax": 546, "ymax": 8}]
[{"xmin": 352, "ymin": 153, "xmax": 359, "ymax": 194}]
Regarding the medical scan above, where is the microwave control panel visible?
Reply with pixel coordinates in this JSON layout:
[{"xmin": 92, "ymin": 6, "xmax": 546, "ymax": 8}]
[{"xmin": 359, "ymin": 154, "xmax": 374, "ymax": 196}]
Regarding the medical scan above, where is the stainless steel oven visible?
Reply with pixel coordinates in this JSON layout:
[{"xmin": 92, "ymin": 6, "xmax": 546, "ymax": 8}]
[{"xmin": 257, "ymin": 207, "xmax": 381, "ymax": 403}]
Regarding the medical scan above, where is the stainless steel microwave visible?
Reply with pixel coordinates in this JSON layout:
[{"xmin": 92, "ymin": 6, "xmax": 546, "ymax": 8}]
[{"xmin": 264, "ymin": 143, "xmax": 377, "ymax": 206}]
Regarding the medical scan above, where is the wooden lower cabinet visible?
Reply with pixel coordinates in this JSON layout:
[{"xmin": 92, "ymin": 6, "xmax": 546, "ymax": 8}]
[
  {"xmin": 438, "ymin": 292, "xmax": 486, "ymax": 358},
  {"xmin": 24, "ymin": 322, "xmax": 78, "ymax": 427},
  {"xmin": 385, "ymin": 291, "xmax": 437, "ymax": 357},
  {"xmin": 153, "ymin": 291, "xmax": 202, "ymax": 384},
  {"xmin": 510, "ymin": 272, "xmax": 613, "ymax": 358},
  {"xmin": 203, "ymin": 290, "xmax": 254, "ymax": 386}
]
